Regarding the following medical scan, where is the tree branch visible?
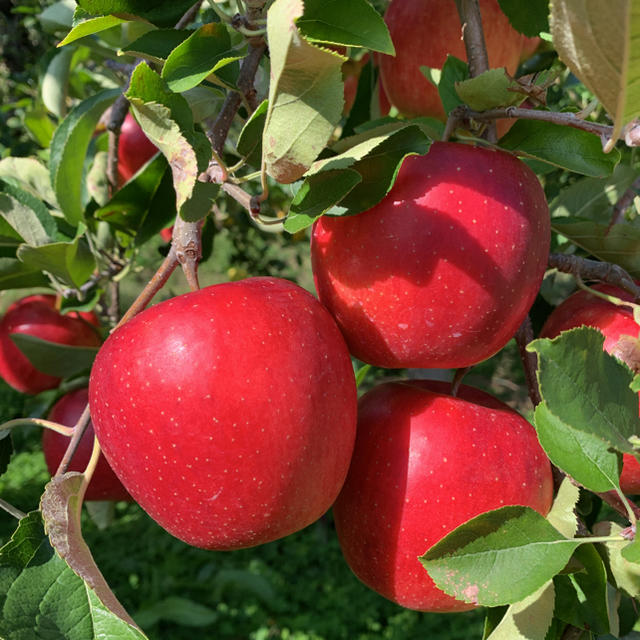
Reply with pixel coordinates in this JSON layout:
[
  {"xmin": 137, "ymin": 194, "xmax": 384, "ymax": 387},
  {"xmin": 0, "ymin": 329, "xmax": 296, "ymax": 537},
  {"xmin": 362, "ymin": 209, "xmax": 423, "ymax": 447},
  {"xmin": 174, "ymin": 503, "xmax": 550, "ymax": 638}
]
[
  {"xmin": 609, "ymin": 174, "xmax": 640, "ymax": 229},
  {"xmin": 548, "ymin": 253, "xmax": 640, "ymax": 300},
  {"xmin": 467, "ymin": 106, "xmax": 614, "ymax": 140},
  {"xmin": 454, "ymin": 0, "xmax": 496, "ymax": 142},
  {"xmin": 515, "ymin": 315, "xmax": 541, "ymax": 406}
]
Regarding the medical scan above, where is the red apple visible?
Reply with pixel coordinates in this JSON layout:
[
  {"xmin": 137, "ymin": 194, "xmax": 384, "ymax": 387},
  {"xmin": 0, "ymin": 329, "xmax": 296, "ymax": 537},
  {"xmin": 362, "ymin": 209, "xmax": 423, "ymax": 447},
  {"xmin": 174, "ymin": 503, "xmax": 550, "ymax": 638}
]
[
  {"xmin": 0, "ymin": 295, "xmax": 101, "ymax": 394},
  {"xmin": 540, "ymin": 283, "xmax": 640, "ymax": 494},
  {"xmin": 88, "ymin": 277, "xmax": 358, "ymax": 550},
  {"xmin": 379, "ymin": 0, "xmax": 524, "ymax": 119},
  {"xmin": 117, "ymin": 112, "xmax": 158, "ymax": 184},
  {"xmin": 333, "ymin": 379, "xmax": 554, "ymax": 612},
  {"xmin": 43, "ymin": 388, "xmax": 132, "ymax": 501},
  {"xmin": 310, "ymin": 141, "xmax": 550, "ymax": 369}
]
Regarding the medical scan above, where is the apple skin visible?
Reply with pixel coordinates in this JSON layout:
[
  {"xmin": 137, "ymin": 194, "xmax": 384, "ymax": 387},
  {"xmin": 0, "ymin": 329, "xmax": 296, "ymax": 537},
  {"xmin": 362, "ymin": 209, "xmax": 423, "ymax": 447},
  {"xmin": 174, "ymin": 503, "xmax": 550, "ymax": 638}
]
[
  {"xmin": 310, "ymin": 141, "xmax": 550, "ymax": 369},
  {"xmin": 88, "ymin": 277, "xmax": 358, "ymax": 550},
  {"xmin": 117, "ymin": 113, "xmax": 158, "ymax": 184},
  {"xmin": 0, "ymin": 295, "xmax": 101, "ymax": 394},
  {"xmin": 333, "ymin": 379, "xmax": 554, "ymax": 612},
  {"xmin": 42, "ymin": 388, "xmax": 132, "ymax": 502},
  {"xmin": 540, "ymin": 283, "xmax": 640, "ymax": 494},
  {"xmin": 379, "ymin": 0, "xmax": 524, "ymax": 119}
]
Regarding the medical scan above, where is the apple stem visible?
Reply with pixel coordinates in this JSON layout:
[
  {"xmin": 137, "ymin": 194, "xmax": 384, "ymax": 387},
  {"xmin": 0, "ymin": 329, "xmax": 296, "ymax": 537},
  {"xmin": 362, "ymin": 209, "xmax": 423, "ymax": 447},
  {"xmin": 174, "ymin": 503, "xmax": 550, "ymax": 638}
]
[
  {"xmin": 515, "ymin": 316, "xmax": 541, "ymax": 407},
  {"xmin": 55, "ymin": 403, "xmax": 92, "ymax": 477},
  {"xmin": 548, "ymin": 254, "xmax": 640, "ymax": 301},
  {"xmin": 454, "ymin": 0, "xmax": 496, "ymax": 143},
  {"xmin": 119, "ymin": 251, "xmax": 179, "ymax": 326},
  {"xmin": 450, "ymin": 366, "xmax": 471, "ymax": 397},
  {"xmin": 173, "ymin": 217, "xmax": 203, "ymax": 292},
  {"xmin": 0, "ymin": 498, "xmax": 26, "ymax": 521}
]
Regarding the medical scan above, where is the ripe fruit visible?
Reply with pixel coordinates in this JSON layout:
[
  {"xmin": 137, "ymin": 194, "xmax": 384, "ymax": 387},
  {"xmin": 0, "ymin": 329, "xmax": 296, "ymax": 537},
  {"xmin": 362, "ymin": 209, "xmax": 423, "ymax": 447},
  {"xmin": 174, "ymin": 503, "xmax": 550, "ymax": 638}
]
[
  {"xmin": 89, "ymin": 277, "xmax": 357, "ymax": 550},
  {"xmin": 311, "ymin": 141, "xmax": 550, "ymax": 369},
  {"xmin": 379, "ymin": 0, "xmax": 524, "ymax": 119},
  {"xmin": 43, "ymin": 388, "xmax": 132, "ymax": 501},
  {"xmin": 117, "ymin": 112, "xmax": 158, "ymax": 184},
  {"xmin": 0, "ymin": 295, "xmax": 101, "ymax": 394},
  {"xmin": 540, "ymin": 283, "xmax": 640, "ymax": 493},
  {"xmin": 333, "ymin": 379, "xmax": 554, "ymax": 612}
]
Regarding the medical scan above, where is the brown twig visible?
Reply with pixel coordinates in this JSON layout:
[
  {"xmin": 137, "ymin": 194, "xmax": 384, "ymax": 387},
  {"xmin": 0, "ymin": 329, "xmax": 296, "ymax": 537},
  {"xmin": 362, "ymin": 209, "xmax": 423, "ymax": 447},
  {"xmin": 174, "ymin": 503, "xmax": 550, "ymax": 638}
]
[
  {"xmin": 548, "ymin": 253, "xmax": 640, "ymax": 300},
  {"xmin": 609, "ymin": 174, "xmax": 640, "ymax": 229},
  {"xmin": 106, "ymin": 95, "xmax": 130, "ymax": 195},
  {"xmin": 209, "ymin": 40, "xmax": 267, "ymax": 157},
  {"xmin": 454, "ymin": 0, "xmax": 496, "ymax": 142},
  {"xmin": 175, "ymin": 0, "xmax": 204, "ymax": 29},
  {"xmin": 515, "ymin": 316, "xmax": 541, "ymax": 406},
  {"xmin": 466, "ymin": 106, "xmax": 614, "ymax": 140}
]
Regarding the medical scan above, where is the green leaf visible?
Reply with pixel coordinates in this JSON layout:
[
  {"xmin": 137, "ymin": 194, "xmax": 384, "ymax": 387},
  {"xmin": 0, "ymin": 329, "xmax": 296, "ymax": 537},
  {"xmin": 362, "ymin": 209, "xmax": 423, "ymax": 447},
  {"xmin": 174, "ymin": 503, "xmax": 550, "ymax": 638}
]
[
  {"xmin": 485, "ymin": 581, "xmax": 555, "ymax": 640},
  {"xmin": 58, "ymin": 13, "xmax": 127, "ymax": 47},
  {"xmin": 0, "ymin": 489, "xmax": 146, "ymax": 639},
  {"xmin": 121, "ymin": 28, "xmax": 191, "ymax": 63},
  {"xmin": 24, "ymin": 107, "xmax": 57, "ymax": 149},
  {"xmin": 284, "ymin": 124, "xmax": 430, "ymax": 231},
  {"xmin": 0, "ymin": 258, "xmax": 49, "ymax": 290},
  {"xmin": 236, "ymin": 99, "xmax": 268, "ymax": 168},
  {"xmin": 284, "ymin": 169, "xmax": 362, "ymax": 232},
  {"xmin": 420, "ymin": 506, "xmax": 581, "ymax": 607},
  {"xmin": 499, "ymin": 119, "xmax": 620, "ymax": 177},
  {"xmin": 528, "ymin": 328, "xmax": 640, "ymax": 454},
  {"xmin": 632, "ymin": 373, "xmax": 640, "ymax": 393},
  {"xmin": 621, "ymin": 536, "xmax": 640, "ymax": 564},
  {"xmin": 263, "ymin": 0, "xmax": 345, "ymax": 184},
  {"xmin": 17, "ymin": 231, "xmax": 96, "ymax": 289},
  {"xmin": 437, "ymin": 55, "xmax": 469, "ymax": 116},
  {"xmin": 9, "ymin": 334, "xmax": 99, "ymax": 378},
  {"xmin": 0, "ymin": 179, "xmax": 57, "ymax": 246},
  {"xmin": 162, "ymin": 23, "xmax": 239, "ymax": 93},
  {"xmin": 95, "ymin": 153, "xmax": 171, "ymax": 235},
  {"xmin": 126, "ymin": 62, "xmax": 212, "ymax": 210},
  {"xmin": 455, "ymin": 68, "xmax": 525, "ymax": 111},
  {"xmin": 42, "ymin": 47, "xmax": 74, "ymax": 119},
  {"xmin": 554, "ymin": 545, "xmax": 614, "ymax": 635},
  {"xmin": 134, "ymin": 596, "xmax": 218, "ymax": 628},
  {"xmin": 50, "ymin": 88, "xmax": 121, "ymax": 225},
  {"xmin": 551, "ymin": 218, "xmax": 640, "ymax": 279},
  {"xmin": 179, "ymin": 182, "xmax": 220, "ymax": 222},
  {"xmin": 76, "ymin": 0, "xmax": 196, "ymax": 28},
  {"xmin": 546, "ymin": 477, "xmax": 580, "ymax": 539},
  {"xmin": 550, "ymin": 163, "xmax": 639, "ymax": 222},
  {"xmin": 534, "ymin": 402, "xmax": 622, "ymax": 493},
  {"xmin": 39, "ymin": 0, "xmax": 75, "ymax": 32},
  {"xmin": 498, "ymin": 0, "xmax": 549, "ymax": 37},
  {"xmin": 594, "ymin": 521, "xmax": 640, "ymax": 597},
  {"xmin": 550, "ymin": 0, "xmax": 640, "ymax": 149},
  {"xmin": 296, "ymin": 0, "xmax": 395, "ymax": 54},
  {"xmin": 0, "ymin": 157, "xmax": 58, "ymax": 208}
]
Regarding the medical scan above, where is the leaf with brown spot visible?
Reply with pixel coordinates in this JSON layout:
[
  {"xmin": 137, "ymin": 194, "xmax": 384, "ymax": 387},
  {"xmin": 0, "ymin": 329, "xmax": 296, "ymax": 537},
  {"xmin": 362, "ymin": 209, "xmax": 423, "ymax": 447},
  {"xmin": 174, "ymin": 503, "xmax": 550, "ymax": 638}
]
[{"xmin": 263, "ymin": 0, "xmax": 345, "ymax": 184}]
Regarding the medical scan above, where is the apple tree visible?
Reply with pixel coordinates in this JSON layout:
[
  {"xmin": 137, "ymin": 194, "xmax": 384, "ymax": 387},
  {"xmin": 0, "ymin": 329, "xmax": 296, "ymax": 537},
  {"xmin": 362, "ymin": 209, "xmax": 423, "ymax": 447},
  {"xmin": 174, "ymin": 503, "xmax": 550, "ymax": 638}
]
[{"xmin": 0, "ymin": 0, "xmax": 640, "ymax": 638}]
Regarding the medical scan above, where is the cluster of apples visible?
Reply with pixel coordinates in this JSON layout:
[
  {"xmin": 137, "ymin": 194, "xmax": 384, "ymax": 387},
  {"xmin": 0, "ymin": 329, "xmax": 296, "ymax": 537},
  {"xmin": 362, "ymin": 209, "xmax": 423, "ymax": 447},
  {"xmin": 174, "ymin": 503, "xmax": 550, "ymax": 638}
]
[{"xmin": 0, "ymin": 0, "xmax": 633, "ymax": 616}]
